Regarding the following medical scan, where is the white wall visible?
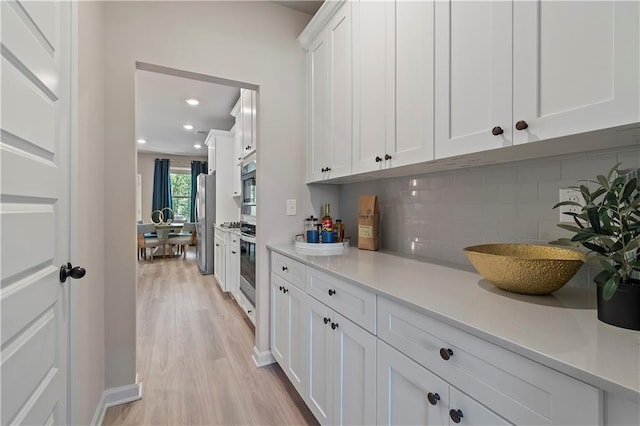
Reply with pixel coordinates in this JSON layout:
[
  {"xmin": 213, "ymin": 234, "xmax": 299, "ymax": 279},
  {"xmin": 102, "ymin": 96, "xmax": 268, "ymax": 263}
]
[
  {"xmin": 137, "ymin": 152, "xmax": 207, "ymax": 222},
  {"xmin": 103, "ymin": 0, "xmax": 327, "ymax": 387},
  {"xmin": 72, "ymin": 1, "xmax": 106, "ymax": 423},
  {"xmin": 339, "ymin": 145, "xmax": 640, "ymax": 289}
]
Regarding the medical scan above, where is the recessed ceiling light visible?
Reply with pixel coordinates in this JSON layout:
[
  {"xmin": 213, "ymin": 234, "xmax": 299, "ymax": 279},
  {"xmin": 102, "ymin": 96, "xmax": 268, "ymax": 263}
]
[
  {"xmin": 183, "ymin": 124, "xmax": 194, "ymax": 130},
  {"xmin": 137, "ymin": 139, "xmax": 146, "ymax": 144},
  {"xmin": 186, "ymin": 98, "xmax": 200, "ymax": 106},
  {"xmin": 194, "ymin": 144, "xmax": 202, "ymax": 149}
]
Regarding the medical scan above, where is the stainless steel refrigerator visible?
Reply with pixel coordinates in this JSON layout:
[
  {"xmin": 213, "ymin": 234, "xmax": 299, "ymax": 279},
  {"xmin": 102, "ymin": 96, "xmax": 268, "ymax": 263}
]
[{"xmin": 195, "ymin": 173, "xmax": 216, "ymax": 274}]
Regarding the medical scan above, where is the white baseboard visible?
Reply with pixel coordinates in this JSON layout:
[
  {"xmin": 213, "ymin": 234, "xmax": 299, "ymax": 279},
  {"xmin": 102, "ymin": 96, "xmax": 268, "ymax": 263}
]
[
  {"xmin": 91, "ymin": 376, "xmax": 143, "ymax": 426},
  {"xmin": 252, "ymin": 346, "xmax": 276, "ymax": 367}
]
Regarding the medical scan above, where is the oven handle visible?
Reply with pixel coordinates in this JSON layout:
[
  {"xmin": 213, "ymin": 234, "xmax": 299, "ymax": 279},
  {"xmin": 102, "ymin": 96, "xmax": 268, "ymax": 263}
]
[{"xmin": 240, "ymin": 234, "xmax": 257, "ymax": 244}]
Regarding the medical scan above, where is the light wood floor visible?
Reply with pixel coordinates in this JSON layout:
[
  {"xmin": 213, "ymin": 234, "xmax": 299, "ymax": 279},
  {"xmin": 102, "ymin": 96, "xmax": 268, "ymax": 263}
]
[{"xmin": 102, "ymin": 249, "xmax": 317, "ymax": 425}]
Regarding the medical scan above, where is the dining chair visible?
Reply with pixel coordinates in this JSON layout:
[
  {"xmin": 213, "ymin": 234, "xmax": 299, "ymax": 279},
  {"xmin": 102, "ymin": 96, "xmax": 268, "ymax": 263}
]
[
  {"xmin": 168, "ymin": 222, "xmax": 196, "ymax": 259},
  {"xmin": 137, "ymin": 223, "xmax": 167, "ymax": 262}
]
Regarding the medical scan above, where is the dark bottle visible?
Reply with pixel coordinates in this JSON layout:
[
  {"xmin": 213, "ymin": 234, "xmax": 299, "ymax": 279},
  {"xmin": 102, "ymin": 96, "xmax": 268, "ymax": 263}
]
[{"xmin": 321, "ymin": 203, "xmax": 333, "ymax": 232}]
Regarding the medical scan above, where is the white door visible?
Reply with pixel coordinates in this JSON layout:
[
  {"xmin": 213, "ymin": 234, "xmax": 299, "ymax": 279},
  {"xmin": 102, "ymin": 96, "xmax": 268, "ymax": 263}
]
[
  {"xmin": 434, "ymin": 0, "xmax": 513, "ymax": 159},
  {"xmin": 1, "ymin": 1, "xmax": 73, "ymax": 424},
  {"xmin": 513, "ymin": 0, "xmax": 640, "ymax": 145},
  {"xmin": 352, "ymin": 0, "xmax": 392, "ymax": 175},
  {"xmin": 307, "ymin": 31, "xmax": 330, "ymax": 182},
  {"xmin": 286, "ymin": 283, "xmax": 306, "ymax": 397},
  {"xmin": 331, "ymin": 311, "xmax": 376, "ymax": 426},
  {"xmin": 270, "ymin": 274, "xmax": 288, "ymax": 365},
  {"xmin": 326, "ymin": 3, "xmax": 352, "ymax": 180},
  {"xmin": 306, "ymin": 296, "xmax": 334, "ymax": 425},
  {"xmin": 377, "ymin": 341, "xmax": 449, "ymax": 426},
  {"xmin": 391, "ymin": 0, "xmax": 435, "ymax": 169}
]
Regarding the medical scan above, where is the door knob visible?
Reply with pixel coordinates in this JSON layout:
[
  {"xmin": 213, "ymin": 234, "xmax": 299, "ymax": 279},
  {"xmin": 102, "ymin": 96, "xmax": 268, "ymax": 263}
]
[
  {"xmin": 331, "ymin": 322, "xmax": 339, "ymax": 330},
  {"xmin": 449, "ymin": 409, "xmax": 464, "ymax": 424},
  {"xmin": 427, "ymin": 392, "xmax": 441, "ymax": 405},
  {"xmin": 323, "ymin": 317, "xmax": 331, "ymax": 324},
  {"xmin": 515, "ymin": 120, "xmax": 529, "ymax": 130},
  {"xmin": 375, "ymin": 156, "xmax": 383, "ymax": 163},
  {"xmin": 59, "ymin": 263, "xmax": 86, "ymax": 283},
  {"xmin": 492, "ymin": 126, "xmax": 504, "ymax": 135},
  {"xmin": 440, "ymin": 348, "xmax": 453, "ymax": 360},
  {"xmin": 384, "ymin": 154, "xmax": 392, "ymax": 160}
]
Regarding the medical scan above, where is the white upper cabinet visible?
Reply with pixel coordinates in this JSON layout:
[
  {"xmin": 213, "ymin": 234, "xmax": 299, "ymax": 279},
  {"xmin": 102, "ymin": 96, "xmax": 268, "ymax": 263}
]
[
  {"xmin": 435, "ymin": 0, "xmax": 639, "ymax": 159},
  {"xmin": 231, "ymin": 89, "xmax": 257, "ymax": 158},
  {"xmin": 306, "ymin": 2, "xmax": 353, "ymax": 182},
  {"xmin": 434, "ymin": 0, "xmax": 513, "ymax": 159},
  {"xmin": 353, "ymin": 0, "xmax": 434, "ymax": 174},
  {"xmin": 512, "ymin": 0, "xmax": 640, "ymax": 144},
  {"xmin": 392, "ymin": 0, "xmax": 435, "ymax": 168},
  {"xmin": 352, "ymin": 0, "xmax": 392, "ymax": 174},
  {"xmin": 240, "ymin": 88, "xmax": 256, "ymax": 155}
]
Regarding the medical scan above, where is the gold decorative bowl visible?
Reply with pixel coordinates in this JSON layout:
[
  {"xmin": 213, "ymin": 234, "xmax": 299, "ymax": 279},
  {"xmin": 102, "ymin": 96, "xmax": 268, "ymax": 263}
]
[{"xmin": 463, "ymin": 244, "xmax": 585, "ymax": 295}]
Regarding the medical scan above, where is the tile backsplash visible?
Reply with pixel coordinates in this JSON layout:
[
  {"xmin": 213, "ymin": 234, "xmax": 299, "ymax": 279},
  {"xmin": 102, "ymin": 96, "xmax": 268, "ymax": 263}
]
[{"xmin": 338, "ymin": 145, "xmax": 640, "ymax": 288}]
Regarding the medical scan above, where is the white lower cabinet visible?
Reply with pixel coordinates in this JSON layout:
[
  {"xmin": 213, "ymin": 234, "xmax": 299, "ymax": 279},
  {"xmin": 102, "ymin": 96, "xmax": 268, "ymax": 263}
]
[
  {"xmin": 213, "ymin": 230, "xmax": 225, "ymax": 291},
  {"xmin": 377, "ymin": 340, "xmax": 510, "ymax": 426},
  {"xmin": 269, "ymin": 249, "xmax": 629, "ymax": 426},
  {"xmin": 306, "ymin": 296, "xmax": 376, "ymax": 426},
  {"xmin": 270, "ymin": 273, "xmax": 306, "ymax": 396},
  {"xmin": 226, "ymin": 234, "xmax": 240, "ymax": 302}
]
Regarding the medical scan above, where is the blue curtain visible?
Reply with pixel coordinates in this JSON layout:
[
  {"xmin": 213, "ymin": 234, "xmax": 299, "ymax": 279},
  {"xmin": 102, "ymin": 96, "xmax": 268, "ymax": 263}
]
[
  {"xmin": 190, "ymin": 161, "xmax": 208, "ymax": 222},
  {"xmin": 152, "ymin": 159, "xmax": 173, "ymax": 222}
]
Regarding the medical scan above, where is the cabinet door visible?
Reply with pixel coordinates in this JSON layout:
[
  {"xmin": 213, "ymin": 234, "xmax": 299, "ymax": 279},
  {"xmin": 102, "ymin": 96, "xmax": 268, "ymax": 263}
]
[
  {"xmin": 232, "ymin": 163, "xmax": 241, "ymax": 197},
  {"xmin": 513, "ymin": 1, "xmax": 640, "ymax": 145},
  {"xmin": 434, "ymin": 0, "xmax": 513, "ymax": 159},
  {"xmin": 352, "ymin": 0, "xmax": 393, "ymax": 174},
  {"xmin": 327, "ymin": 3, "xmax": 352, "ymax": 180},
  {"xmin": 307, "ymin": 32, "xmax": 330, "ymax": 182},
  {"xmin": 286, "ymin": 283, "xmax": 307, "ymax": 396},
  {"xmin": 391, "ymin": 0, "xmax": 435, "ymax": 168},
  {"xmin": 214, "ymin": 237, "xmax": 225, "ymax": 291},
  {"xmin": 331, "ymin": 311, "xmax": 376, "ymax": 426},
  {"xmin": 241, "ymin": 89, "xmax": 254, "ymax": 154},
  {"xmin": 270, "ymin": 274, "xmax": 288, "ymax": 366},
  {"xmin": 228, "ymin": 241, "xmax": 240, "ymax": 300},
  {"xmin": 449, "ymin": 387, "xmax": 511, "ymax": 426},
  {"xmin": 377, "ymin": 341, "xmax": 449, "ymax": 426},
  {"xmin": 306, "ymin": 296, "xmax": 334, "ymax": 425}
]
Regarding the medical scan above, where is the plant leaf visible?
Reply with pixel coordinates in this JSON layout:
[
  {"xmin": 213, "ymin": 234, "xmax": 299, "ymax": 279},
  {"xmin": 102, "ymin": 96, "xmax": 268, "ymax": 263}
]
[
  {"xmin": 622, "ymin": 178, "xmax": 637, "ymax": 200},
  {"xmin": 587, "ymin": 208, "xmax": 602, "ymax": 234},
  {"xmin": 557, "ymin": 224, "xmax": 584, "ymax": 233},
  {"xmin": 602, "ymin": 275, "xmax": 619, "ymax": 301},
  {"xmin": 593, "ymin": 269, "xmax": 613, "ymax": 285},
  {"xmin": 598, "ymin": 255, "xmax": 618, "ymax": 272},
  {"xmin": 549, "ymin": 238, "xmax": 578, "ymax": 247},
  {"xmin": 596, "ymin": 175, "xmax": 610, "ymax": 189},
  {"xmin": 582, "ymin": 242, "xmax": 606, "ymax": 253},
  {"xmin": 552, "ymin": 201, "xmax": 583, "ymax": 209}
]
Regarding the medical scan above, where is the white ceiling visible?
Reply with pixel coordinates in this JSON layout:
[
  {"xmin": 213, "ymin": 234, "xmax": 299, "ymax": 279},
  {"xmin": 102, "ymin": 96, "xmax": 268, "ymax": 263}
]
[
  {"xmin": 135, "ymin": 70, "xmax": 240, "ymax": 157},
  {"xmin": 135, "ymin": 2, "xmax": 323, "ymax": 157},
  {"xmin": 272, "ymin": 1, "xmax": 324, "ymax": 15}
]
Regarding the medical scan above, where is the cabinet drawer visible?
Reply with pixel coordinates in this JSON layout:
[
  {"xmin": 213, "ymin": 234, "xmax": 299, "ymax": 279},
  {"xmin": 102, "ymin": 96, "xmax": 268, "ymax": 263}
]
[
  {"xmin": 271, "ymin": 252, "xmax": 305, "ymax": 290},
  {"xmin": 377, "ymin": 297, "xmax": 600, "ymax": 425},
  {"xmin": 307, "ymin": 267, "xmax": 376, "ymax": 333},
  {"xmin": 229, "ymin": 233, "xmax": 240, "ymax": 249}
]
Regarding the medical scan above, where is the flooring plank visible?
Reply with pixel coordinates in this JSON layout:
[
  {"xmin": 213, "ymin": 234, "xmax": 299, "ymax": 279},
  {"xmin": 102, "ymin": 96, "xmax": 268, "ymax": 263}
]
[{"xmin": 102, "ymin": 249, "xmax": 317, "ymax": 426}]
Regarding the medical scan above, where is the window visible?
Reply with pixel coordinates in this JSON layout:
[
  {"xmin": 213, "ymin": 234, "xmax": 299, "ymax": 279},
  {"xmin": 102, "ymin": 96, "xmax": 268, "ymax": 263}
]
[{"xmin": 170, "ymin": 171, "xmax": 191, "ymax": 219}]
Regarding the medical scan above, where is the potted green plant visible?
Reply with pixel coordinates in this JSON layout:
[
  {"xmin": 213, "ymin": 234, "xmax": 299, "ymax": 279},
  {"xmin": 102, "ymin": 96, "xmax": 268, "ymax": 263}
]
[{"xmin": 551, "ymin": 163, "xmax": 640, "ymax": 330}]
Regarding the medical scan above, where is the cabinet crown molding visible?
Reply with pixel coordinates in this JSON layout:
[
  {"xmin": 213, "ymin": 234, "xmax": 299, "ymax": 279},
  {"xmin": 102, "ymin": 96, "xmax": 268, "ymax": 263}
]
[{"xmin": 298, "ymin": 0, "xmax": 347, "ymax": 49}]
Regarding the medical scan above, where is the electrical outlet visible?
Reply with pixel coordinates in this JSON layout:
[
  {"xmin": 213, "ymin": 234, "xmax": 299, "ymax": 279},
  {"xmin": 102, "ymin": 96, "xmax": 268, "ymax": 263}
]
[
  {"xmin": 558, "ymin": 189, "xmax": 583, "ymax": 223},
  {"xmin": 286, "ymin": 199, "xmax": 296, "ymax": 216}
]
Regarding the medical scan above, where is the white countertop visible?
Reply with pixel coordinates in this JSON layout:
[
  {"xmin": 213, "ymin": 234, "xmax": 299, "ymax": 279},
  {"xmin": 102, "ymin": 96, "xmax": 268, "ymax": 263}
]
[
  {"xmin": 215, "ymin": 225, "xmax": 241, "ymax": 235},
  {"xmin": 268, "ymin": 244, "xmax": 640, "ymax": 402}
]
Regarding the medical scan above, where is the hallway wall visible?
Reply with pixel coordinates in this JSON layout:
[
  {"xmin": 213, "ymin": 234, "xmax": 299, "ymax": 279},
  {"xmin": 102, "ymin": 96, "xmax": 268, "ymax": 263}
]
[
  {"xmin": 103, "ymin": 1, "xmax": 320, "ymax": 388},
  {"xmin": 73, "ymin": 1, "xmax": 106, "ymax": 424}
]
